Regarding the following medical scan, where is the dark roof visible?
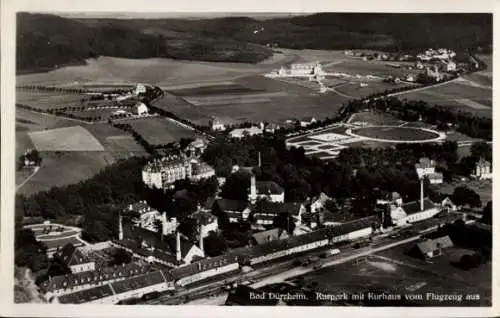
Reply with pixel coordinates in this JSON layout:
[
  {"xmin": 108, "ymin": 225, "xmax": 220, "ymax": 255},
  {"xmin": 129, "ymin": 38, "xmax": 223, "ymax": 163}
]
[
  {"xmin": 256, "ymin": 181, "xmax": 284, "ymax": 195},
  {"xmin": 254, "ymin": 201, "xmax": 303, "ymax": 216},
  {"xmin": 402, "ymin": 198, "xmax": 436, "ymax": 215},
  {"xmin": 111, "ymin": 271, "xmax": 168, "ymax": 295},
  {"xmin": 215, "ymin": 199, "xmax": 249, "ymax": 212},
  {"xmin": 416, "ymin": 236, "xmax": 453, "ymax": 254},
  {"xmin": 252, "ymin": 228, "xmax": 288, "ymax": 245},
  {"xmin": 41, "ymin": 262, "xmax": 151, "ymax": 293},
  {"xmin": 203, "ymin": 196, "xmax": 216, "ymax": 210},
  {"xmin": 54, "ymin": 244, "xmax": 91, "ymax": 267},
  {"xmin": 226, "ymin": 285, "xmax": 279, "ymax": 306},
  {"xmin": 112, "ymin": 239, "xmax": 179, "ymax": 265},
  {"xmin": 170, "ymin": 253, "xmax": 238, "ymax": 280},
  {"xmin": 57, "ymin": 284, "xmax": 114, "ymax": 304}
]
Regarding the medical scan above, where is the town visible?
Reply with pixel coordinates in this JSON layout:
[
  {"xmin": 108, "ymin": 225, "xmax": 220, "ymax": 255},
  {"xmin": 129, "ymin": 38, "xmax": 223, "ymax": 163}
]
[{"xmin": 13, "ymin": 12, "xmax": 492, "ymax": 307}]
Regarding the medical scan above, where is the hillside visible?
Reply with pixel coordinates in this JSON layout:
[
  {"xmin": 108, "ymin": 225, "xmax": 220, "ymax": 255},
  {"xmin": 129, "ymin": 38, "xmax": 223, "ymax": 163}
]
[
  {"xmin": 17, "ymin": 13, "xmax": 492, "ymax": 74},
  {"xmin": 17, "ymin": 13, "xmax": 273, "ymax": 73}
]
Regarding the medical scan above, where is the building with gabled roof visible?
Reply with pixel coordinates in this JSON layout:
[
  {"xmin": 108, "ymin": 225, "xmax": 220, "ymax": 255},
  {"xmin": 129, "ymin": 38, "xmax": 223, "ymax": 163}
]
[
  {"xmin": 252, "ymin": 201, "xmax": 306, "ymax": 225},
  {"xmin": 53, "ymin": 244, "xmax": 95, "ymax": 274},
  {"xmin": 212, "ymin": 199, "xmax": 251, "ymax": 223},
  {"xmin": 391, "ymin": 198, "xmax": 439, "ymax": 226},
  {"xmin": 248, "ymin": 175, "xmax": 285, "ymax": 203},
  {"xmin": 251, "ymin": 228, "xmax": 289, "ymax": 245},
  {"xmin": 413, "ymin": 236, "xmax": 453, "ymax": 259}
]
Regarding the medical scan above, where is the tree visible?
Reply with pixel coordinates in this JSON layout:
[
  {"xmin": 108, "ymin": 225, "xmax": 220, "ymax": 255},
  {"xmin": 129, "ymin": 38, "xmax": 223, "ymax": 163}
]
[
  {"xmin": 14, "ymin": 228, "xmax": 48, "ymax": 272},
  {"xmin": 220, "ymin": 171, "xmax": 251, "ymax": 201},
  {"xmin": 203, "ymin": 232, "xmax": 228, "ymax": 257},
  {"xmin": 470, "ymin": 142, "xmax": 492, "ymax": 162},
  {"xmin": 109, "ymin": 248, "xmax": 133, "ymax": 266},
  {"xmin": 451, "ymin": 186, "xmax": 481, "ymax": 208},
  {"xmin": 459, "ymin": 254, "xmax": 475, "ymax": 270},
  {"xmin": 481, "ymin": 201, "xmax": 492, "ymax": 225}
]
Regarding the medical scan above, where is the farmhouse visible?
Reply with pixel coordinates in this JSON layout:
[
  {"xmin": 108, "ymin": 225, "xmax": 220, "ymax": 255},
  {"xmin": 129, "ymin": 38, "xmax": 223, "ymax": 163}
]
[
  {"xmin": 133, "ymin": 102, "xmax": 149, "ymax": 116},
  {"xmin": 229, "ymin": 126, "xmax": 263, "ymax": 139},
  {"xmin": 474, "ymin": 158, "xmax": 492, "ymax": 180},
  {"xmin": 53, "ymin": 244, "xmax": 96, "ymax": 274}
]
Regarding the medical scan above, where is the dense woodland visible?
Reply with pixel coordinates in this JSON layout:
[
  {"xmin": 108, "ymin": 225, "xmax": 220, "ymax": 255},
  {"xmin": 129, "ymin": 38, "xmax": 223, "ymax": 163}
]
[{"xmin": 18, "ymin": 13, "xmax": 491, "ymax": 73}]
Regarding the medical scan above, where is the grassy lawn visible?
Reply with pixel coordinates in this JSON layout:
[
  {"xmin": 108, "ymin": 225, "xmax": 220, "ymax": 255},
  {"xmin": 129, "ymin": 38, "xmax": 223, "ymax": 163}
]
[
  {"xmin": 129, "ymin": 117, "xmax": 199, "ymax": 146},
  {"xmin": 351, "ymin": 126, "xmax": 439, "ymax": 141},
  {"xmin": 350, "ymin": 111, "xmax": 405, "ymax": 126}
]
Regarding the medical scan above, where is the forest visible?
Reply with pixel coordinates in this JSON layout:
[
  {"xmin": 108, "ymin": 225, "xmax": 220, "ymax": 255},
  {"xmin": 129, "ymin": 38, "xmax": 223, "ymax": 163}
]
[{"xmin": 18, "ymin": 13, "xmax": 491, "ymax": 73}]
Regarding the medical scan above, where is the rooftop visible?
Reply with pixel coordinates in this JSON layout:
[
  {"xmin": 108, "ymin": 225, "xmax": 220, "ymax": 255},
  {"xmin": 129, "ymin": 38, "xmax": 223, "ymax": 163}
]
[
  {"xmin": 256, "ymin": 181, "xmax": 284, "ymax": 195},
  {"xmin": 251, "ymin": 228, "xmax": 288, "ymax": 245},
  {"xmin": 401, "ymin": 198, "xmax": 436, "ymax": 215},
  {"xmin": 416, "ymin": 236, "xmax": 453, "ymax": 254},
  {"xmin": 254, "ymin": 201, "xmax": 302, "ymax": 216},
  {"xmin": 215, "ymin": 199, "xmax": 249, "ymax": 213}
]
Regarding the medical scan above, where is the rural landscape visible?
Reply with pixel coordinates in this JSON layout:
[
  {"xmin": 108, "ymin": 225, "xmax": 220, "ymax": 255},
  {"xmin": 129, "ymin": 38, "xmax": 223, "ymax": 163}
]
[{"xmin": 12, "ymin": 12, "xmax": 493, "ymax": 309}]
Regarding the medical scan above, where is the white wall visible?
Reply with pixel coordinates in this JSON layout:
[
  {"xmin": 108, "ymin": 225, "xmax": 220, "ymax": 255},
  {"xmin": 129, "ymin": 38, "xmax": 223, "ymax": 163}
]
[{"xmin": 176, "ymin": 263, "xmax": 239, "ymax": 287}]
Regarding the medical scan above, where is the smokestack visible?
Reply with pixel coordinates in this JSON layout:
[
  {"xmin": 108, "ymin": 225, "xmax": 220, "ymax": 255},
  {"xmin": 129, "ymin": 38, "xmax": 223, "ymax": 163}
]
[
  {"xmin": 118, "ymin": 212, "xmax": 123, "ymax": 240},
  {"xmin": 258, "ymin": 151, "xmax": 261, "ymax": 168},
  {"xmin": 161, "ymin": 212, "xmax": 167, "ymax": 236},
  {"xmin": 250, "ymin": 174, "xmax": 257, "ymax": 203},
  {"xmin": 420, "ymin": 178, "xmax": 424, "ymax": 211},
  {"xmin": 176, "ymin": 231, "xmax": 182, "ymax": 262},
  {"xmin": 199, "ymin": 224, "xmax": 204, "ymax": 256}
]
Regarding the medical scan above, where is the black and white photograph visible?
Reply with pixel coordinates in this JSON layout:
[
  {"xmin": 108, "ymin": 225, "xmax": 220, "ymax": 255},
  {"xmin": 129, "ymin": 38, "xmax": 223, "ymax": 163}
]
[{"xmin": 1, "ymin": 1, "xmax": 497, "ymax": 316}]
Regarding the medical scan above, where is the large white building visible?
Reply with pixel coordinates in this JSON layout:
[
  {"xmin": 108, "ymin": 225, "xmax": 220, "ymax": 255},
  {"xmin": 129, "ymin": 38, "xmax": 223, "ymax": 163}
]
[
  {"xmin": 229, "ymin": 126, "xmax": 263, "ymax": 139},
  {"xmin": 474, "ymin": 158, "xmax": 492, "ymax": 180},
  {"xmin": 142, "ymin": 155, "xmax": 214, "ymax": 189},
  {"xmin": 133, "ymin": 102, "xmax": 149, "ymax": 116}
]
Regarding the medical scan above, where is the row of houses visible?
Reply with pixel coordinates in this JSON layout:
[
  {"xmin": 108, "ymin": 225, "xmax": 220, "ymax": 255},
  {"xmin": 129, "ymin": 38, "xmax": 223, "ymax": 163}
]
[{"xmin": 52, "ymin": 215, "xmax": 380, "ymax": 304}]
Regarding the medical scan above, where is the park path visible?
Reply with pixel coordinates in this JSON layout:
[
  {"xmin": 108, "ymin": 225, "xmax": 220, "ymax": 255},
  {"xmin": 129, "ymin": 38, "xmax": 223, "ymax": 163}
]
[{"xmin": 16, "ymin": 167, "xmax": 39, "ymax": 192}]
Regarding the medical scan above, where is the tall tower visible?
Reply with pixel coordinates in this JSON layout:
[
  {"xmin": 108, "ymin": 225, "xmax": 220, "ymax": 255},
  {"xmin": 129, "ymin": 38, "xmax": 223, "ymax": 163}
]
[
  {"xmin": 250, "ymin": 174, "xmax": 257, "ymax": 204},
  {"xmin": 176, "ymin": 230, "xmax": 182, "ymax": 263},
  {"xmin": 258, "ymin": 151, "xmax": 262, "ymax": 168},
  {"xmin": 420, "ymin": 178, "xmax": 425, "ymax": 211},
  {"xmin": 199, "ymin": 223, "xmax": 205, "ymax": 257},
  {"xmin": 118, "ymin": 212, "xmax": 123, "ymax": 240}
]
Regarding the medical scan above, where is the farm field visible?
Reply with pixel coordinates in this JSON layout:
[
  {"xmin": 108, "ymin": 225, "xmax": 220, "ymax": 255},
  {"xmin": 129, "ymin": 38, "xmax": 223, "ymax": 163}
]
[
  {"xmin": 16, "ymin": 90, "xmax": 83, "ymax": 111},
  {"xmin": 334, "ymin": 81, "xmax": 411, "ymax": 99},
  {"xmin": 324, "ymin": 59, "xmax": 416, "ymax": 78},
  {"xmin": 63, "ymin": 109, "xmax": 119, "ymax": 121},
  {"xmin": 17, "ymin": 151, "xmax": 115, "ymax": 196},
  {"xmin": 29, "ymin": 126, "xmax": 105, "ymax": 151},
  {"xmin": 166, "ymin": 83, "xmax": 262, "ymax": 96},
  {"xmin": 183, "ymin": 92, "xmax": 288, "ymax": 106},
  {"xmin": 129, "ymin": 117, "xmax": 199, "ymax": 146},
  {"xmin": 398, "ymin": 81, "xmax": 492, "ymax": 117},
  {"xmin": 16, "ymin": 54, "xmax": 296, "ymax": 88}
]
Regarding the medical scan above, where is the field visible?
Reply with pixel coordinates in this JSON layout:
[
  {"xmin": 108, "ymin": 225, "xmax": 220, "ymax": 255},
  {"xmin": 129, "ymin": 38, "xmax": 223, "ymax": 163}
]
[
  {"xmin": 17, "ymin": 151, "xmax": 115, "ymax": 196},
  {"xmin": 297, "ymin": 245, "xmax": 491, "ymax": 306},
  {"xmin": 334, "ymin": 81, "xmax": 411, "ymax": 99},
  {"xmin": 398, "ymin": 80, "xmax": 492, "ymax": 117},
  {"xmin": 129, "ymin": 117, "xmax": 199, "ymax": 146},
  {"xmin": 16, "ymin": 90, "xmax": 83, "ymax": 111},
  {"xmin": 28, "ymin": 126, "xmax": 105, "ymax": 151},
  {"xmin": 16, "ymin": 108, "xmax": 147, "ymax": 194},
  {"xmin": 349, "ymin": 126, "xmax": 441, "ymax": 142},
  {"xmin": 324, "ymin": 58, "xmax": 416, "ymax": 78},
  {"xmin": 349, "ymin": 111, "xmax": 405, "ymax": 126},
  {"xmin": 16, "ymin": 55, "xmax": 294, "ymax": 88}
]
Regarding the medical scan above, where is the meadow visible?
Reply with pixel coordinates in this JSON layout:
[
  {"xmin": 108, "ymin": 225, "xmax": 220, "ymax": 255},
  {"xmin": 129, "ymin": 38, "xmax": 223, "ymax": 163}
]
[
  {"xmin": 16, "ymin": 90, "xmax": 83, "ymax": 111},
  {"xmin": 129, "ymin": 117, "xmax": 199, "ymax": 146}
]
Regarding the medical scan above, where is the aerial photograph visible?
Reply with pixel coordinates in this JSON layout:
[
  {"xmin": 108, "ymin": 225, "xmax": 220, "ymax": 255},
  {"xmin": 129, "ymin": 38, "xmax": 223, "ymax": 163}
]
[{"xmin": 14, "ymin": 12, "xmax": 492, "ymax": 306}]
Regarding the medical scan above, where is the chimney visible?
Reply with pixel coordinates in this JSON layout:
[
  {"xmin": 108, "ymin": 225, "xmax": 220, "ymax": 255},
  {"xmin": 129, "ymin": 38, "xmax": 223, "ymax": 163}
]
[
  {"xmin": 258, "ymin": 151, "xmax": 262, "ymax": 168},
  {"xmin": 250, "ymin": 174, "xmax": 257, "ymax": 203},
  {"xmin": 176, "ymin": 231, "xmax": 182, "ymax": 262},
  {"xmin": 161, "ymin": 212, "xmax": 168, "ymax": 236},
  {"xmin": 199, "ymin": 224, "xmax": 205, "ymax": 256},
  {"xmin": 420, "ymin": 178, "xmax": 424, "ymax": 211},
  {"xmin": 118, "ymin": 212, "xmax": 123, "ymax": 240}
]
